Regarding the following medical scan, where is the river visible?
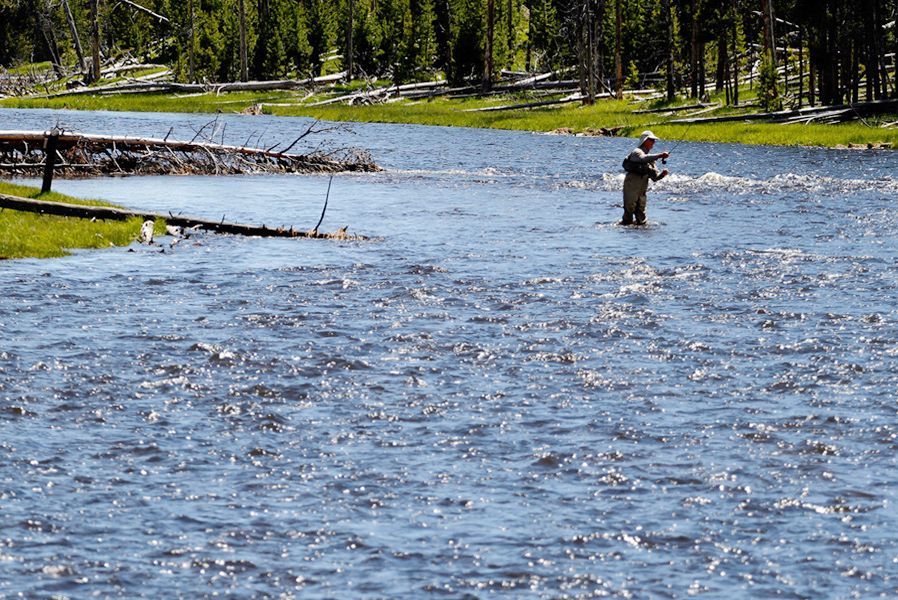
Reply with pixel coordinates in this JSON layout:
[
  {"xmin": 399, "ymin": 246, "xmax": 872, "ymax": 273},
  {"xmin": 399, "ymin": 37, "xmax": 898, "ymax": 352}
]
[{"xmin": 1, "ymin": 108, "xmax": 897, "ymax": 597}]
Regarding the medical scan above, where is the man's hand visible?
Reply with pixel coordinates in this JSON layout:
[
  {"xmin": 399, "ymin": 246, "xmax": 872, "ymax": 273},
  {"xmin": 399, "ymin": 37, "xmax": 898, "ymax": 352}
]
[
  {"xmin": 660, "ymin": 169, "xmax": 669, "ymax": 179},
  {"xmin": 660, "ymin": 152, "xmax": 670, "ymax": 160}
]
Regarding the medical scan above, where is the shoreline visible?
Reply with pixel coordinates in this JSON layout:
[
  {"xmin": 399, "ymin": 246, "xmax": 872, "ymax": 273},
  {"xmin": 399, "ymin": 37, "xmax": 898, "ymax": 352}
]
[
  {"xmin": 2, "ymin": 92, "xmax": 897, "ymax": 150},
  {"xmin": 0, "ymin": 181, "xmax": 157, "ymax": 259}
]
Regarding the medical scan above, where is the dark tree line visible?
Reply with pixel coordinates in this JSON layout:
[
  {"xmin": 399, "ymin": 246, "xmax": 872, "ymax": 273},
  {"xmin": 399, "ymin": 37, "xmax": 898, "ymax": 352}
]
[{"xmin": 1, "ymin": 0, "xmax": 896, "ymax": 106}]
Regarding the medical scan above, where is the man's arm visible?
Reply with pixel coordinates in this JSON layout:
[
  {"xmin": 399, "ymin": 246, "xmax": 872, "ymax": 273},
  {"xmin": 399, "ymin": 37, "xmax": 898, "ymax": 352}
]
[
  {"xmin": 649, "ymin": 165, "xmax": 669, "ymax": 181},
  {"xmin": 628, "ymin": 149, "xmax": 670, "ymax": 164}
]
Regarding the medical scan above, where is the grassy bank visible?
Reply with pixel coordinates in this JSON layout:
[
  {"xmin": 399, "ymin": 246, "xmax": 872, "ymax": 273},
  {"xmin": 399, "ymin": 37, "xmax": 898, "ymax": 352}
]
[
  {"xmin": 3, "ymin": 87, "xmax": 898, "ymax": 149},
  {"xmin": 0, "ymin": 181, "xmax": 156, "ymax": 259}
]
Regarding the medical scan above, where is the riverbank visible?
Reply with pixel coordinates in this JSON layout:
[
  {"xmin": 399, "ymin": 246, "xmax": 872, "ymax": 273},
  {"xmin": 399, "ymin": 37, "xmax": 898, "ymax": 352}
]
[
  {"xmin": 2, "ymin": 88, "xmax": 897, "ymax": 149},
  {"xmin": 0, "ymin": 181, "xmax": 156, "ymax": 259}
]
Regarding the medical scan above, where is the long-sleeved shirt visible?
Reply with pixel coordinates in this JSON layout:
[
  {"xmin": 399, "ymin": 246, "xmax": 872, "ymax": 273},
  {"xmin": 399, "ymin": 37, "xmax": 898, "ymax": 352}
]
[{"xmin": 624, "ymin": 148, "xmax": 666, "ymax": 181}]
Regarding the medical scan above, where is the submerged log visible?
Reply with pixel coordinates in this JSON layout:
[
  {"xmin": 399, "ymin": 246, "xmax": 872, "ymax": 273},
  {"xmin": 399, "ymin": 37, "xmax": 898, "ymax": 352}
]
[
  {"xmin": 0, "ymin": 128, "xmax": 379, "ymax": 177},
  {"xmin": 0, "ymin": 193, "xmax": 366, "ymax": 240}
]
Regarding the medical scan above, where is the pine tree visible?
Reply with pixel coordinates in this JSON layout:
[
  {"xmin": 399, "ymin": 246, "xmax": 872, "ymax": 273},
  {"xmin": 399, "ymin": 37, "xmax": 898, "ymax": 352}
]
[
  {"xmin": 306, "ymin": 0, "xmax": 337, "ymax": 75},
  {"xmin": 449, "ymin": 0, "xmax": 483, "ymax": 83}
]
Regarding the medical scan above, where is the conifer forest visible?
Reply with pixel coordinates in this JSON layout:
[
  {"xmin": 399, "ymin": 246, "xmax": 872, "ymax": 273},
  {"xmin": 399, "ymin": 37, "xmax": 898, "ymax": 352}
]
[{"xmin": 1, "ymin": 1, "xmax": 896, "ymax": 109}]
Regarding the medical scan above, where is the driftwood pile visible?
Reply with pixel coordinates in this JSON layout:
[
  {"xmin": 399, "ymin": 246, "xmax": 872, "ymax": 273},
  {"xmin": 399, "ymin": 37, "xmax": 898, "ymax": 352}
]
[
  {"xmin": 0, "ymin": 127, "xmax": 379, "ymax": 178},
  {"xmin": 0, "ymin": 68, "xmax": 56, "ymax": 97}
]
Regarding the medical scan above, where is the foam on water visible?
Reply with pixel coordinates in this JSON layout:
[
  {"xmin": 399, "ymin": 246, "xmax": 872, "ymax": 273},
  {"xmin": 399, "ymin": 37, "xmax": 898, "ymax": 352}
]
[{"xmin": 583, "ymin": 171, "xmax": 898, "ymax": 196}]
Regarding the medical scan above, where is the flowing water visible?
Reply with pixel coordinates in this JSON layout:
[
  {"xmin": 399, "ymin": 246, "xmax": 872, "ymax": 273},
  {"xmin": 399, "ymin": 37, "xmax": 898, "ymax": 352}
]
[{"xmin": 1, "ymin": 108, "xmax": 897, "ymax": 598}]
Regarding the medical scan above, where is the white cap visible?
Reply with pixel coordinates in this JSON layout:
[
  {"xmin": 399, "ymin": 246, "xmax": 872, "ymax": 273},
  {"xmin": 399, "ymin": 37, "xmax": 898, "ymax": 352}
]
[{"xmin": 638, "ymin": 130, "xmax": 660, "ymax": 146}]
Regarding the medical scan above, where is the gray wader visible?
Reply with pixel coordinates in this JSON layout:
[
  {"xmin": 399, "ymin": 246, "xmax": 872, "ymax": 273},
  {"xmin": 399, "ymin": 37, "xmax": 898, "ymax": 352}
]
[
  {"xmin": 621, "ymin": 148, "xmax": 665, "ymax": 225},
  {"xmin": 622, "ymin": 172, "xmax": 650, "ymax": 225}
]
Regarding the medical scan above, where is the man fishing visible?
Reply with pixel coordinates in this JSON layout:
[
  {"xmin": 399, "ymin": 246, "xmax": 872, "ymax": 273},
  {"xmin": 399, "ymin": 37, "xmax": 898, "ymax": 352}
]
[{"xmin": 620, "ymin": 130, "xmax": 669, "ymax": 226}]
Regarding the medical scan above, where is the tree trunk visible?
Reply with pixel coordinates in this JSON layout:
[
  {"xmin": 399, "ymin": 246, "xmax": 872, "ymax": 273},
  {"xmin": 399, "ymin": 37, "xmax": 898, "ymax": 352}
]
[
  {"xmin": 716, "ymin": 28, "xmax": 727, "ymax": 96},
  {"xmin": 37, "ymin": 5, "xmax": 64, "ymax": 78},
  {"xmin": 586, "ymin": 0, "xmax": 596, "ymax": 103},
  {"xmin": 507, "ymin": 0, "xmax": 514, "ymax": 69},
  {"xmin": 887, "ymin": 10, "xmax": 898, "ymax": 98},
  {"xmin": 822, "ymin": 1, "xmax": 838, "ymax": 104},
  {"xmin": 699, "ymin": 39, "xmax": 706, "ymax": 97},
  {"xmin": 782, "ymin": 35, "xmax": 788, "ymax": 93},
  {"xmin": 346, "ymin": 0, "xmax": 354, "ymax": 80},
  {"xmin": 0, "ymin": 193, "xmax": 365, "ymax": 240},
  {"xmin": 865, "ymin": 2, "xmax": 873, "ymax": 100},
  {"xmin": 615, "ymin": 0, "xmax": 622, "ymax": 98},
  {"xmin": 594, "ymin": 0, "xmax": 604, "ymax": 93},
  {"xmin": 239, "ymin": 0, "xmax": 248, "ymax": 82},
  {"xmin": 731, "ymin": 2, "xmax": 738, "ymax": 106},
  {"xmin": 90, "ymin": 0, "xmax": 102, "ymax": 82},
  {"xmin": 871, "ymin": 0, "xmax": 884, "ymax": 99},
  {"xmin": 61, "ymin": 0, "xmax": 87, "ymax": 77},
  {"xmin": 690, "ymin": 0, "xmax": 699, "ymax": 98},
  {"xmin": 664, "ymin": 0, "xmax": 675, "ymax": 101},
  {"xmin": 188, "ymin": 0, "xmax": 196, "ymax": 83},
  {"xmin": 525, "ymin": 0, "xmax": 532, "ymax": 71},
  {"xmin": 760, "ymin": 0, "xmax": 776, "ymax": 70},
  {"xmin": 483, "ymin": 0, "xmax": 494, "ymax": 91},
  {"xmin": 809, "ymin": 54, "xmax": 815, "ymax": 106}
]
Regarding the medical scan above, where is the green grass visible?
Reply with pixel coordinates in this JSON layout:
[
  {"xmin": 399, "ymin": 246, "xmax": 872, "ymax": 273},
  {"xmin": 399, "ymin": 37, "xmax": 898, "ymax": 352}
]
[
  {"xmin": 2, "ymin": 85, "xmax": 897, "ymax": 149},
  {"xmin": 0, "ymin": 90, "xmax": 297, "ymax": 114},
  {"xmin": 0, "ymin": 181, "xmax": 162, "ymax": 260},
  {"xmin": 3, "ymin": 61, "xmax": 53, "ymax": 76},
  {"xmin": 279, "ymin": 95, "xmax": 898, "ymax": 149}
]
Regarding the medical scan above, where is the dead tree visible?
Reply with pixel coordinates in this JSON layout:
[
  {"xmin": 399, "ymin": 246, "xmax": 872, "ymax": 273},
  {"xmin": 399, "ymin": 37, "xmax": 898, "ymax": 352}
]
[
  {"xmin": 346, "ymin": 0, "xmax": 354, "ymax": 80},
  {"xmin": 60, "ymin": 0, "xmax": 88, "ymax": 77},
  {"xmin": 90, "ymin": 0, "xmax": 101, "ymax": 83},
  {"xmin": 483, "ymin": 0, "xmax": 495, "ymax": 91},
  {"xmin": 574, "ymin": 0, "xmax": 602, "ymax": 105},
  {"xmin": 0, "ymin": 128, "xmax": 380, "ymax": 177},
  {"xmin": 188, "ymin": 0, "xmax": 196, "ymax": 83},
  {"xmin": 664, "ymin": 0, "xmax": 675, "ymax": 101},
  {"xmin": 117, "ymin": 0, "xmax": 169, "ymax": 22},
  {"xmin": 0, "ymin": 193, "xmax": 367, "ymax": 241},
  {"xmin": 614, "ymin": 0, "xmax": 622, "ymax": 99},
  {"xmin": 37, "ymin": 5, "xmax": 65, "ymax": 79}
]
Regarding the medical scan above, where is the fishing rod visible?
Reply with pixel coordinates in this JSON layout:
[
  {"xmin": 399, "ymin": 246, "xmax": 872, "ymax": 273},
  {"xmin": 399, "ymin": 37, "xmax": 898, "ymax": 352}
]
[{"xmin": 661, "ymin": 120, "xmax": 695, "ymax": 165}]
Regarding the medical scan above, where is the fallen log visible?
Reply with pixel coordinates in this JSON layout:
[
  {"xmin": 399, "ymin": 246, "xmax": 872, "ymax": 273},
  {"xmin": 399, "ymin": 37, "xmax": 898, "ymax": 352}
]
[
  {"xmin": 670, "ymin": 98, "xmax": 898, "ymax": 125},
  {"xmin": 506, "ymin": 71, "xmax": 556, "ymax": 87},
  {"xmin": 776, "ymin": 108, "xmax": 854, "ymax": 125},
  {"xmin": 0, "ymin": 193, "xmax": 366, "ymax": 240},
  {"xmin": 34, "ymin": 72, "xmax": 346, "ymax": 99},
  {"xmin": 100, "ymin": 63, "xmax": 168, "ymax": 77},
  {"xmin": 0, "ymin": 128, "xmax": 379, "ymax": 177},
  {"xmin": 400, "ymin": 85, "xmax": 475, "ymax": 100},
  {"xmin": 464, "ymin": 93, "xmax": 584, "ymax": 112},
  {"xmin": 633, "ymin": 102, "xmax": 718, "ymax": 114},
  {"xmin": 306, "ymin": 79, "xmax": 448, "ymax": 107},
  {"xmin": 463, "ymin": 87, "xmax": 666, "ymax": 112},
  {"xmin": 449, "ymin": 86, "xmax": 580, "ymax": 100}
]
